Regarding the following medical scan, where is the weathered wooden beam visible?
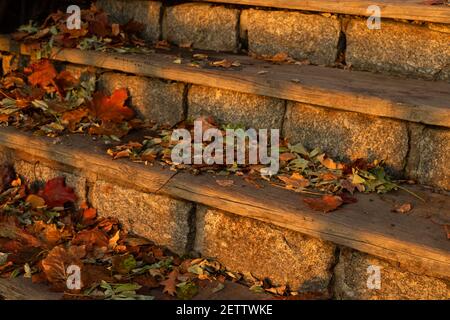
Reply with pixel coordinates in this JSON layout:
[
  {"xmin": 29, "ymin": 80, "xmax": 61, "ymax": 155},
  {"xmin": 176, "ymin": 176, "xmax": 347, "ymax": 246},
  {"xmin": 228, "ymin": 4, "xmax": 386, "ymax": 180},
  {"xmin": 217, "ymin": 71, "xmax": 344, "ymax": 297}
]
[
  {"xmin": 0, "ymin": 127, "xmax": 449, "ymax": 279},
  {"xmin": 0, "ymin": 36, "xmax": 449, "ymax": 128},
  {"xmin": 199, "ymin": 0, "xmax": 450, "ymax": 24}
]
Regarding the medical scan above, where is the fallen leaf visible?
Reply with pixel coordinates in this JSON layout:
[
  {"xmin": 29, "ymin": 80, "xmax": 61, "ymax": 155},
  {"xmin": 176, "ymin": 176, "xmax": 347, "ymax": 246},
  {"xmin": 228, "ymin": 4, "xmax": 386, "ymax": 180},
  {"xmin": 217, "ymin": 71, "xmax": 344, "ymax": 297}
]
[
  {"xmin": 160, "ymin": 269, "xmax": 179, "ymax": 296},
  {"xmin": 72, "ymin": 228, "xmax": 109, "ymax": 249},
  {"xmin": 279, "ymin": 152, "xmax": 296, "ymax": 162},
  {"xmin": 88, "ymin": 89, "xmax": 134, "ymax": 123},
  {"xmin": 304, "ymin": 195, "xmax": 343, "ymax": 213},
  {"xmin": 27, "ymin": 59, "xmax": 58, "ymax": 89},
  {"xmin": 39, "ymin": 177, "xmax": 77, "ymax": 208},
  {"xmin": 278, "ymin": 173, "xmax": 309, "ymax": 189},
  {"xmin": 215, "ymin": 179, "xmax": 234, "ymax": 187},
  {"xmin": 445, "ymin": 225, "xmax": 450, "ymax": 240},
  {"xmin": 26, "ymin": 194, "xmax": 46, "ymax": 209},
  {"xmin": 392, "ymin": 203, "xmax": 413, "ymax": 214},
  {"xmin": 41, "ymin": 245, "xmax": 85, "ymax": 290},
  {"xmin": 61, "ymin": 108, "xmax": 89, "ymax": 131}
]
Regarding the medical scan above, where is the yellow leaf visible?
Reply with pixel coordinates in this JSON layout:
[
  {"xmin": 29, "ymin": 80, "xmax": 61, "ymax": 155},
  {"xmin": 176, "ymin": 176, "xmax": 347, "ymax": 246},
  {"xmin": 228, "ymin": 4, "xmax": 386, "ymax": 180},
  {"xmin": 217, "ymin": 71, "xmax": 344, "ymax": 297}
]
[{"xmin": 26, "ymin": 194, "xmax": 46, "ymax": 209}]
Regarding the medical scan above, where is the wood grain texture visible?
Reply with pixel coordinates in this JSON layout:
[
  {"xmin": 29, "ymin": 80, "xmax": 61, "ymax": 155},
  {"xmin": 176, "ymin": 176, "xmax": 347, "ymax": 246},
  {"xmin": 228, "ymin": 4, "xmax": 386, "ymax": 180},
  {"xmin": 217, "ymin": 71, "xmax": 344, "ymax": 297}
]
[
  {"xmin": 199, "ymin": 0, "xmax": 450, "ymax": 24},
  {"xmin": 0, "ymin": 127, "xmax": 449, "ymax": 279},
  {"xmin": 0, "ymin": 278, "xmax": 62, "ymax": 300},
  {"xmin": 0, "ymin": 127, "xmax": 175, "ymax": 193},
  {"xmin": 0, "ymin": 36, "xmax": 449, "ymax": 127}
]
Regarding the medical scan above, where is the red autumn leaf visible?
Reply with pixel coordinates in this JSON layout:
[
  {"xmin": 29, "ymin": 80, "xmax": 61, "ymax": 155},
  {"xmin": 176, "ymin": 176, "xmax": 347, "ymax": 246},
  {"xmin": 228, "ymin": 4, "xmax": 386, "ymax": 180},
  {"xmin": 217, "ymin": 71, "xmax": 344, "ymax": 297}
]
[
  {"xmin": 303, "ymin": 195, "xmax": 343, "ymax": 213},
  {"xmin": 27, "ymin": 59, "xmax": 58, "ymax": 88},
  {"xmin": 40, "ymin": 177, "xmax": 77, "ymax": 207},
  {"xmin": 88, "ymin": 89, "xmax": 134, "ymax": 123}
]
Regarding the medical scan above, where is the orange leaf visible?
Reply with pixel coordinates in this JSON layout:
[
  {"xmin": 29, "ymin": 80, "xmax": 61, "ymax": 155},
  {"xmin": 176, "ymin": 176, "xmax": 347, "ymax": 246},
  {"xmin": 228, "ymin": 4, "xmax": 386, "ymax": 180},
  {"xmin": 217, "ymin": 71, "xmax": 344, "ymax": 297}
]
[
  {"xmin": 279, "ymin": 152, "xmax": 296, "ymax": 162},
  {"xmin": 88, "ymin": 89, "xmax": 134, "ymax": 123},
  {"xmin": 39, "ymin": 177, "xmax": 77, "ymax": 208},
  {"xmin": 278, "ymin": 173, "xmax": 309, "ymax": 189},
  {"xmin": 61, "ymin": 108, "xmax": 89, "ymax": 131},
  {"xmin": 81, "ymin": 207, "xmax": 97, "ymax": 225},
  {"xmin": 72, "ymin": 228, "xmax": 109, "ymax": 249},
  {"xmin": 303, "ymin": 195, "xmax": 343, "ymax": 213},
  {"xmin": 27, "ymin": 59, "xmax": 57, "ymax": 88},
  {"xmin": 160, "ymin": 269, "xmax": 179, "ymax": 296}
]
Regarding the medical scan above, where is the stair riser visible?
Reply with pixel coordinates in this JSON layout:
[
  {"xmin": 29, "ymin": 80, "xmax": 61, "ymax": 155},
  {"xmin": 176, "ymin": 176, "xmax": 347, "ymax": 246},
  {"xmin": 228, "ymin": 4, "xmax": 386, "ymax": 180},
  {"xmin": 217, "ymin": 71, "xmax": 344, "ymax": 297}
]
[
  {"xmin": 96, "ymin": 69, "xmax": 450, "ymax": 190},
  {"xmin": 98, "ymin": 1, "xmax": 450, "ymax": 80},
  {"xmin": 1, "ymin": 146, "xmax": 448, "ymax": 299}
]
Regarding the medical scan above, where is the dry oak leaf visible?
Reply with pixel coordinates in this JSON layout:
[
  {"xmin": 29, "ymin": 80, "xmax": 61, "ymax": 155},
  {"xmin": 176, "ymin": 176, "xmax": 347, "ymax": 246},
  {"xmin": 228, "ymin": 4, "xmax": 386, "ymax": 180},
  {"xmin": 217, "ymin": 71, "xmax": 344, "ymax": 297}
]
[
  {"xmin": 39, "ymin": 177, "xmax": 77, "ymax": 208},
  {"xmin": 27, "ymin": 59, "xmax": 58, "ymax": 88},
  {"xmin": 41, "ymin": 245, "xmax": 86, "ymax": 290},
  {"xmin": 304, "ymin": 195, "xmax": 343, "ymax": 213},
  {"xmin": 88, "ymin": 89, "xmax": 134, "ymax": 123},
  {"xmin": 160, "ymin": 269, "xmax": 179, "ymax": 296},
  {"xmin": 278, "ymin": 172, "xmax": 309, "ymax": 189}
]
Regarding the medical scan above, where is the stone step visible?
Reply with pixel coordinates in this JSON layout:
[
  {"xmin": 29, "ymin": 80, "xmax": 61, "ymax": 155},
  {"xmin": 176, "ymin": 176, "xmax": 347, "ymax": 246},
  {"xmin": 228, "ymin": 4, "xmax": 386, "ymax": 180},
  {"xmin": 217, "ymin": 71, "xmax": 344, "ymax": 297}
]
[
  {"xmin": 97, "ymin": 1, "xmax": 450, "ymax": 80},
  {"xmin": 1, "ymin": 35, "xmax": 449, "ymax": 190},
  {"xmin": 202, "ymin": 0, "xmax": 450, "ymax": 24},
  {"xmin": 0, "ymin": 127, "xmax": 449, "ymax": 286}
]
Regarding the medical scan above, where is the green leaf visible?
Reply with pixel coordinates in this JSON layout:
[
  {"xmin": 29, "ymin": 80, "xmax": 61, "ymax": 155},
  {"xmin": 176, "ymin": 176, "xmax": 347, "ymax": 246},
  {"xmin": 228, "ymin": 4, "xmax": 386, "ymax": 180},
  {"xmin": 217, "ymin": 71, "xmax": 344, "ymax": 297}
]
[{"xmin": 176, "ymin": 281, "xmax": 199, "ymax": 300}]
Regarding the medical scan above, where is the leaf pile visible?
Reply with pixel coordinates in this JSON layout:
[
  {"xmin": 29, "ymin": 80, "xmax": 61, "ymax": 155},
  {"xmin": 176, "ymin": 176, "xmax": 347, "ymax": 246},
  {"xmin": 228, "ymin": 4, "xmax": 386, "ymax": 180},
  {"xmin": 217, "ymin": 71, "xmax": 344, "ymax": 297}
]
[
  {"xmin": 107, "ymin": 116, "xmax": 403, "ymax": 213},
  {"xmin": 11, "ymin": 4, "xmax": 151, "ymax": 58},
  {"xmin": 0, "ymin": 58, "xmax": 139, "ymax": 138},
  {"xmin": 0, "ymin": 167, "xmax": 292, "ymax": 299}
]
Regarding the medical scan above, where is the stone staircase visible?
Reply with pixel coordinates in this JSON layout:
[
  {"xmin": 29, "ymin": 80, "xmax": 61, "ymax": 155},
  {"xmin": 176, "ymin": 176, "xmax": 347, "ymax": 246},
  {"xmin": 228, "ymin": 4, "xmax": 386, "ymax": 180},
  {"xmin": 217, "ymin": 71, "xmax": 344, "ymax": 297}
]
[{"xmin": 0, "ymin": 0, "xmax": 449, "ymax": 299}]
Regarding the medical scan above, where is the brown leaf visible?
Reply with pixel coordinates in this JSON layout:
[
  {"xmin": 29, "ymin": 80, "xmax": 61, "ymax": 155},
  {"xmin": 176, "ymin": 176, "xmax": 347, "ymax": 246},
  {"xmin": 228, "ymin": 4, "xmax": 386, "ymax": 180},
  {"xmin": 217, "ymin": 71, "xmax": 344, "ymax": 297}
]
[
  {"xmin": 392, "ymin": 203, "xmax": 413, "ymax": 214},
  {"xmin": 72, "ymin": 228, "xmax": 109, "ymax": 249},
  {"xmin": 81, "ymin": 207, "xmax": 97, "ymax": 226},
  {"xmin": 279, "ymin": 152, "xmax": 296, "ymax": 162},
  {"xmin": 0, "ymin": 217, "xmax": 42, "ymax": 247},
  {"xmin": 28, "ymin": 220, "xmax": 70, "ymax": 247},
  {"xmin": 278, "ymin": 173, "xmax": 309, "ymax": 189},
  {"xmin": 304, "ymin": 195, "xmax": 343, "ymax": 213},
  {"xmin": 215, "ymin": 179, "xmax": 235, "ymax": 187},
  {"xmin": 445, "ymin": 225, "xmax": 450, "ymax": 240},
  {"xmin": 55, "ymin": 70, "xmax": 79, "ymax": 92},
  {"xmin": 160, "ymin": 269, "xmax": 179, "ymax": 296},
  {"xmin": 41, "ymin": 245, "xmax": 85, "ymax": 290},
  {"xmin": 61, "ymin": 108, "xmax": 89, "ymax": 131}
]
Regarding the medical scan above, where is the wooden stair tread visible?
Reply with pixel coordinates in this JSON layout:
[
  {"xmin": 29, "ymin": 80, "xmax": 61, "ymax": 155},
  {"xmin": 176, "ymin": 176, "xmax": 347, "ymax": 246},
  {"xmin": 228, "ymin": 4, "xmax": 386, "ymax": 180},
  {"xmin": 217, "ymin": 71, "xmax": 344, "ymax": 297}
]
[
  {"xmin": 0, "ymin": 127, "xmax": 449, "ymax": 279},
  {"xmin": 1, "ymin": 36, "xmax": 449, "ymax": 128},
  {"xmin": 200, "ymin": 0, "xmax": 450, "ymax": 24},
  {"xmin": 0, "ymin": 278, "xmax": 63, "ymax": 300}
]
